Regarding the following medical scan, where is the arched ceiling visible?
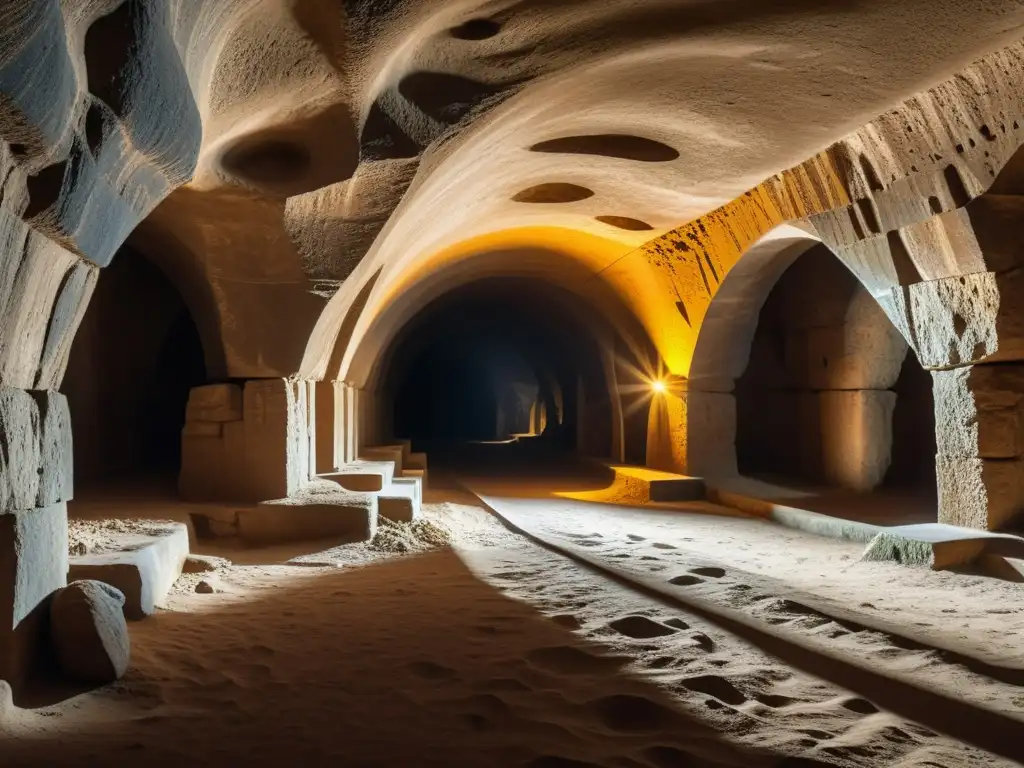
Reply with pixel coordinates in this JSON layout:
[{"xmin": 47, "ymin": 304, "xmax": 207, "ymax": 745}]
[{"xmin": 10, "ymin": 0, "xmax": 1024, "ymax": 382}]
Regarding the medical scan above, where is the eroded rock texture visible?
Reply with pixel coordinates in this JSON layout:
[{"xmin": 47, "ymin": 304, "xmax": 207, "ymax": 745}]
[{"xmin": 8, "ymin": 0, "xmax": 1024, "ymax": 694}]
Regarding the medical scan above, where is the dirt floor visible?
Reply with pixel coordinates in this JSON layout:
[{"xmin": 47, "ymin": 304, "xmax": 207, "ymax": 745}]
[{"xmin": 2, "ymin": 484, "xmax": 1022, "ymax": 767}]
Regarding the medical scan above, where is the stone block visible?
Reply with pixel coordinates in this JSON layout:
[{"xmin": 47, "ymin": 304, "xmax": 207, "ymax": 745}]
[
  {"xmin": 684, "ymin": 390, "xmax": 736, "ymax": 479},
  {"xmin": 937, "ymin": 455, "xmax": 1024, "ymax": 530},
  {"xmin": 907, "ymin": 270, "xmax": 1024, "ymax": 368},
  {"xmin": 30, "ymin": 390, "xmax": 72, "ymax": 507},
  {"xmin": 0, "ymin": 387, "xmax": 41, "ymax": 511},
  {"xmin": 0, "ymin": 503, "xmax": 68, "ymax": 694},
  {"xmin": 68, "ymin": 522, "xmax": 189, "ymax": 620},
  {"xmin": 908, "ymin": 272, "xmax": 998, "ymax": 368},
  {"xmin": 243, "ymin": 378, "xmax": 305, "ymax": 501},
  {"xmin": 403, "ymin": 468, "xmax": 428, "ymax": 490},
  {"xmin": 803, "ymin": 295, "xmax": 908, "ymax": 390},
  {"xmin": 378, "ymin": 485, "xmax": 419, "ymax": 523},
  {"xmin": 391, "ymin": 476, "xmax": 422, "ymax": 505},
  {"xmin": 314, "ymin": 379, "xmax": 340, "ymax": 474},
  {"xmin": 361, "ymin": 445, "xmax": 404, "ymax": 475},
  {"xmin": 933, "ymin": 364, "xmax": 1024, "ymax": 459},
  {"xmin": 242, "ymin": 496, "xmax": 377, "ymax": 545},
  {"xmin": 606, "ymin": 464, "xmax": 705, "ymax": 503},
  {"xmin": 186, "ymin": 384, "xmax": 242, "ymax": 423},
  {"xmin": 322, "ymin": 460, "xmax": 394, "ymax": 492},
  {"xmin": 862, "ymin": 525, "xmax": 994, "ymax": 570},
  {"xmin": 819, "ymin": 390, "xmax": 896, "ymax": 491}
]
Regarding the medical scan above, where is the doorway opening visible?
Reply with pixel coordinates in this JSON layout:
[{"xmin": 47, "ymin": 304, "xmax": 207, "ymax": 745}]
[{"xmin": 62, "ymin": 246, "xmax": 207, "ymax": 491}]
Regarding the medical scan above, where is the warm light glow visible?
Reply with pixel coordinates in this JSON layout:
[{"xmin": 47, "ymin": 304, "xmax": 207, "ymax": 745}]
[{"xmin": 651, "ymin": 379, "xmax": 667, "ymax": 394}]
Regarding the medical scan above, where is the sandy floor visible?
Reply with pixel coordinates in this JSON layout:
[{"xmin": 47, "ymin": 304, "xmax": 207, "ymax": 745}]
[{"xmin": 2, "ymin": 486, "xmax": 1022, "ymax": 767}]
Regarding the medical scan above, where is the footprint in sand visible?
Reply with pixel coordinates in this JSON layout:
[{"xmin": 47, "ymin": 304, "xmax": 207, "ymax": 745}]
[
  {"xmin": 668, "ymin": 575, "xmax": 703, "ymax": 587},
  {"xmin": 608, "ymin": 615, "xmax": 679, "ymax": 639},
  {"xmin": 627, "ymin": 534, "xmax": 646, "ymax": 542},
  {"xmin": 525, "ymin": 645, "xmax": 629, "ymax": 675},
  {"xmin": 652, "ymin": 543, "xmax": 678, "ymax": 550},
  {"xmin": 755, "ymin": 693, "xmax": 800, "ymax": 708},
  {"xmin": 408, "ymin": 661, "xmax": 459, "ymax": 680},
  {"xmin": 664, "ymin": 618, "xmax": 690, "ymax": 630},
  {"xmin": 680, "ymin": 675, "xmax": 747, "ymax": 705},
  {"xmin": 839, "ymin": 696, "xmax": 879, "ymax": 715},
  {"xmin": 689, "ymin": 566, "xmax": 725, "ymax": 579}
]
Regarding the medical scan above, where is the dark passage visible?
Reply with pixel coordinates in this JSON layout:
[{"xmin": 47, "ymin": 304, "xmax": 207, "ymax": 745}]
[
  {"xmin": 62, "ymin": 246, "xmax": 206, "ymax": 486},
  {"xmin": 386, "ymin": 278, "xmax": 622, "ymax": 459},
  {"xmin": 394, "ymin": 341, "xmax": 501, "ymax": 443}
]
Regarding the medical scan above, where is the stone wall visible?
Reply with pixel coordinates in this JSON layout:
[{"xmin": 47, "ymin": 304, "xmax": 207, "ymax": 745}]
[
  {"xmin": 179, "ymin": 380, "xmax": 313, "ymax": 503},
  {"xmin": 735, "ymin": 247, "xmax": 910, "ymax": 491},
  {"xmin": 0, "ymin": 389, "xmax": 72, "ymax": 690}
]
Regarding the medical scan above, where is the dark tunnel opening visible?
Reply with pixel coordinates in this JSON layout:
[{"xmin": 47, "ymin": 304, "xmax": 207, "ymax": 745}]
[
  {"xmin": 62, "ymin": 246, "xmax": 207, "ymax": 489},
  {"xmin": 381, "ymin": 278, "xmax": 625, "ymax": 467}
]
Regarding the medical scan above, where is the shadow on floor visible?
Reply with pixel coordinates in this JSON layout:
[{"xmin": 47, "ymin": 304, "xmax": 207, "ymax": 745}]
[{"xmin": 4, "ymin": 550, "xmax": 825, "ymax": 768}]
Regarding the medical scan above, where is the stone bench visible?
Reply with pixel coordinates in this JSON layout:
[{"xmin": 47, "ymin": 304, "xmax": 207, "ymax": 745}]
[
  {"xmin": 378, "ymin": 481, "xmax": 420, "ymax": 523},
  {"xmin": 605, "ymin": 464, "xmax": 706, "ymax": 503},
  {"xmin": 68, "ymin": 522, "xmax": 189, "ymax": 620},
  {"xmin": 321, "ymin": 460, "xmax": 395, "ymax": 492},
  {"xmin": 361, "ymin": 445, "xmax": 405, "ymax": 475}
]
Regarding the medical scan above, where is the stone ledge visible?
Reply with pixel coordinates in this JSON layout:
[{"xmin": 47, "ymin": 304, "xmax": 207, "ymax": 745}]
[
  {"xmin": 68, "ymin": 522, "xmax": 189, "ymax": 620},
  {"xmin": 607, "ymin": 464, "xmax": 706, "ymax": 503},
  {"xmin": 321, "ymin": 460, "xmax": 395, "ymax": 492},
  {"xmin": 862, "ymin": 524, "xmax": 1024, "ymax": 570},
  {"xmin": 189, "ymin": 483, "xmax": 378, "ymax": 546}
]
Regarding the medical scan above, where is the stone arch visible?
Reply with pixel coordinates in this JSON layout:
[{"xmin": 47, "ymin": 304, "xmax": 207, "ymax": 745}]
[{"xmin": 334, "ymin": 244, "xmax": 659, "ymax": 461}]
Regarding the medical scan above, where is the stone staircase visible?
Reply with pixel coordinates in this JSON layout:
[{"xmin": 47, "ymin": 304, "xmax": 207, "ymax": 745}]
[{"xmin": 320, "ymin": 441, "xmax": 428, "ymax": 524}]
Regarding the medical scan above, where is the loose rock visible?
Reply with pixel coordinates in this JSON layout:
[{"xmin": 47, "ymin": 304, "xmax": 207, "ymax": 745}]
[{"xmin": 49, "ymin": 580, "xmax": 130, "ymax": 684}]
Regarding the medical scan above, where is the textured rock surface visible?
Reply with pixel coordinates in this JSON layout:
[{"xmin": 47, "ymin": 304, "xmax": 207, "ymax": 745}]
[
  {"xmin": 49, "ymin": 580, "xmax": 130, "ymax": 685},
  {"xmin": 0, "ymin": 503, "xmax": 68, "ymax": 690}
]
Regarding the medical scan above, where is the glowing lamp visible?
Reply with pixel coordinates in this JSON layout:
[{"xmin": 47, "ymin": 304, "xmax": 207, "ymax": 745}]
[{"xmin": 651, "ymin": 380, "xmax": 667, "ymax": 394}]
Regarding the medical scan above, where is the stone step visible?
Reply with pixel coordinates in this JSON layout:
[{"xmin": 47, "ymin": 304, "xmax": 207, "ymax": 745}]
[
  {"xmin": 391, "ymin": 475, "xmax": 422, "ymax": 505},
  {"xmin": 243, "ymin": 494, "xmax": 377, "ymax": 545},
  {"xmin": 361, "ymin": 445, "xmax": 405, "ymax": 475},
  {"xmin": 68, "ymin": 522, "xmax": 190, "ymax": 620},
  {"xmin": 862, "ymin": 523, "xmax": 1024, "ymax": 570},
  {"xmin": 606, "ymin": 464, "xmax": 706, "ymax": 502},
  {"xmin": 406, "ymin": 451, "xmax": 428, "ymax": 470},
  {"xmin": 321, "ymin": 460, "xmax": 395, "ymax": 492},
  {"xmin": 378, "ymin": 480, "xmax": 420, "ymax": 523},
  {"xmin": 402, "ymin": 467, "xmax": 428, "ymax": 490}
]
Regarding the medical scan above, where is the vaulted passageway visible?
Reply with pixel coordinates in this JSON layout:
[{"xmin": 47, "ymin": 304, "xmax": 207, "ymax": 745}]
[
  {"xmin": 374, "ymin": 277, "xmax": 641, "ymax": 465},
  {"xmin": 735, "ymin": 245, "xmax": 936, "ymax": 498}
]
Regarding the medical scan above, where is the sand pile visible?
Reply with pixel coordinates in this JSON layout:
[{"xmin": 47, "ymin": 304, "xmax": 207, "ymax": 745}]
[{"xmin": 369, "ymin": 516, "xmax": 452, "ymax": 554}]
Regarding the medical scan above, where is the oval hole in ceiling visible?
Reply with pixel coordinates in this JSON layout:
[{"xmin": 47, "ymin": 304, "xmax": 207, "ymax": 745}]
[
  {"xmin": 449, "ymin": 18, "xmax": 502, "ymax": 40},
  {"xmin": 596, "ymin": 215, "xmax": 654, "ymax": 231},
  {"xmin": 512, "ymin": 183, "xmax": 595, "ymax": 203},
  {"xmin": 529, "ymin": 134, "xmax": 680, "ymax": 162},
  {"xmin": 222, "ymin": 139, "xmax": 311, "ymax": 185}
]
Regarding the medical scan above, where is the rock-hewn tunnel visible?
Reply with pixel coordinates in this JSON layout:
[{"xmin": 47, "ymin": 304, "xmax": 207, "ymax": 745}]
[{"xmin": 4, "ymin": 3, "xmax": 1024, "ymax": 765}]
